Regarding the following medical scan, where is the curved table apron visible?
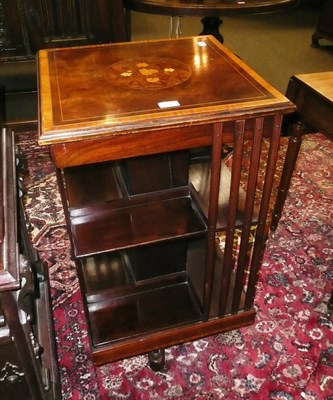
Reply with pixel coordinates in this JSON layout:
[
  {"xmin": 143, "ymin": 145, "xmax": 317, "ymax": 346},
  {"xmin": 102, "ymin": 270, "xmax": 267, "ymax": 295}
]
[{"xmin": 124, "ymin": 0, "xmax": 300, "ymax": 42}]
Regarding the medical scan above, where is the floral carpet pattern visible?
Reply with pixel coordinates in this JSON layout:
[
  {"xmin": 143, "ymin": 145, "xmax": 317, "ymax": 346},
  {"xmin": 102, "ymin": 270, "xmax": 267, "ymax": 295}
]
[{"xmin": 17, "ymin": 131, "xmax": 333, "ymax": 400}]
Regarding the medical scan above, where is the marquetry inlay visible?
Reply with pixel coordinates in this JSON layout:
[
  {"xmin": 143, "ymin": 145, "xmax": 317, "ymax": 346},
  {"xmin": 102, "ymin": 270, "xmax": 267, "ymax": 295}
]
[{"xmin": 107, "ymin": 57, "xmax": 192, "ymax": 90}]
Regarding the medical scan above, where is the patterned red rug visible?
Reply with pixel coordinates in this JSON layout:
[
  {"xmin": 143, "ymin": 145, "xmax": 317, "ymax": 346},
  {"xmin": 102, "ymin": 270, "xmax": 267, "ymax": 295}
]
[{"xmin": 18, "ymin": 131, "xmax": 333, "ymax": 400}]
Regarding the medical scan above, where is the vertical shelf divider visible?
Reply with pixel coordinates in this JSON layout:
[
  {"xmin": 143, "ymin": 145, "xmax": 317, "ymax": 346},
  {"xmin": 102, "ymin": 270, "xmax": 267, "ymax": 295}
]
[{"xmin": 203, "ymin": 122, "xmax": 223, "ymax": 320}]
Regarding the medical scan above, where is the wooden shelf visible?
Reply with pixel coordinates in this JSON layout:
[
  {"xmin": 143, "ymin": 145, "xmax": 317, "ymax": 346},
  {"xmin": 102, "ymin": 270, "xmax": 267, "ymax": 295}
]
[
  {"xmin": 64, "ymin": 152, "xmax": 206, "ymax": 257},
  {"xmin": 64, "ymin": 156, "xmax": 258, "ymax": 258},
  {"xmin": 87, "ymin": 282, "xmax": 203, "ymax": 347},
  {"xmin": 79, "ymin": 240, "xmax": 191, "ymax": 303},
  {"xmin": 70, "ymin": 196, "xmax": 206, "ymax": 257},
  {"xmin": 64, "ymin": 151, "xmax": 189, "ymax": 208}
]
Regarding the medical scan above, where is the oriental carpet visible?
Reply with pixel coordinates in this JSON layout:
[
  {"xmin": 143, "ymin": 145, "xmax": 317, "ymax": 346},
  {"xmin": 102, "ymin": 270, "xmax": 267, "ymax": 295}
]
[{"xmin": 17, "ymin": 131, "xmax": 333, "ymax": 400}]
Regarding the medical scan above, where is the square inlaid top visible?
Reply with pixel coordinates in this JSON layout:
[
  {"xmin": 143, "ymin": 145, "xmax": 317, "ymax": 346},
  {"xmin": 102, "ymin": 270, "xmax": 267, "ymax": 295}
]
[{"xmin": 38, "ymin": 35, "xmax": 294, "ymax": 145}]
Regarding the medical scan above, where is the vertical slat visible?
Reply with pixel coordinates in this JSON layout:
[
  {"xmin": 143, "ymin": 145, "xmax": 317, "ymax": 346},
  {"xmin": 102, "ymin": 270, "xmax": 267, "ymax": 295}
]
[
  {"xmin": 38, "ymin": 0, "xmax": 55, "ymax": 39},
  {"xmin": 58, "ymin": 0, "xmax": 79, "ymax": 37},
  {"xmin": 56, "ymin": 0, "xmax": 65, "ymax": 36},
  {"xmin": 231, "ymin": 117, "xmax": 264, "ymax": 314},
  {"xmin": 203, "ymin": 122, "xmax": 223, "ymax": 320},
  {"xmin": 80, "ymin": 0, "xmax": 91, "ymax": 39},
  {"xmin": 68, "ymin": 0, "xmax": 79, "ymax": 35},
  {"xmin": 125, "ymin": 7, "xmax": 132, "ymax": 41},
  {"xmin": 218, "ymin": 120, "xmax": 245, "ymax": 317},
  {"xmin": 54, "ymin": 167, "xmax": 73, "ymax": 252},
  {"xmin": 245, "ymin": 114, "xmax": 283, "ymax": 310},
  {"xmin": 108, "ymin": 0, "xmax": 129, "ymax": 42},
  {"xmin": 54, "ymin": 0, "xmax": 63, "ymax": 37},
  {"xmin": 15, "ymin": 0, "xmax": 32, "ymax": 55}
]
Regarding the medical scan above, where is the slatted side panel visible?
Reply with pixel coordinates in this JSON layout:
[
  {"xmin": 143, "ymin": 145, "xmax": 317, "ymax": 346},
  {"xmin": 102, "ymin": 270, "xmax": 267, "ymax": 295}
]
[
  {"xmin": 206, "ymin": 115, "xmax": 283, "ymax": 318},
  {"xmin": 244, "ymin": 115, "xmax": 282, "ymax": 310}
]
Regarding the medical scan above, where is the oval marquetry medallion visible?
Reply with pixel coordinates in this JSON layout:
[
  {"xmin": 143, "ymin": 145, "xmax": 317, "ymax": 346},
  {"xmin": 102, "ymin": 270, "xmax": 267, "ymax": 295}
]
[{"xmin": 107, "ymin": 57, "xmax": 192, "ymax": 90}]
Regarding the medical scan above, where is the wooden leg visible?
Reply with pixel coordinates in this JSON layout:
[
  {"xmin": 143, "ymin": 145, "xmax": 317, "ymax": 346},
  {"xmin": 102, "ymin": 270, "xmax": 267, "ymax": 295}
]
[
  {"xmin": 148, "ymin": 349, "xmax": 166, "ymax": 372},
  {"xmin": 328, "ymin": 291, "xmax": 333, "ymax": 313},
  {"xmin": 311, "ymin": 31, "xmax": 322, "ymax": 48},
  {"xmin": 270, "ymin": 121, "xmax": 304, "ymax": 233},
  {"xmin": 200, "ymin": 17, "xmax": 223, "ymax": 43}
]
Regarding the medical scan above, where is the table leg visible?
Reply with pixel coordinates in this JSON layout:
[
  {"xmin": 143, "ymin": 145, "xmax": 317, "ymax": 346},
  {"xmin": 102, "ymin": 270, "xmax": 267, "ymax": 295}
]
[
  {"xmin": 311, "ymin": 31, "xmax": 323, "ymax": 48},
  {"xmin": 328, "ymin": 290, "xmax": 333, "ymax": 313},
  {"xmin": 148, "ymin": 349, "xmax": 166, "ymax": 371},
  {"xmin": 270, "ymin": 121, "xmax": 304, "ymax": 233},
  {"xmin": 200, "ymin": 17, "xmax": 223, "ymax": 43}
]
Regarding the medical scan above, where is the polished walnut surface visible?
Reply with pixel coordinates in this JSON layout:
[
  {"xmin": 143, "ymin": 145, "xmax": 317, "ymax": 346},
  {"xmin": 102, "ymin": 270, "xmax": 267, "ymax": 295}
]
[
  {"xmin": 38, "ymin": 36, "xmax": 293, "ymax": 146},
  {"xmin": 123, "ymin": 0, "xmax": 300, "ymax": 16},
  {"xmin": 294, "ymin": 71, "xmax": 333, "ymax": 102},
  {"xmin": 37, "ymin": 36, "xmax": 296, "ymax": 366},
  {"xmin": 286, "ymin": 71, "xmax": 333, "ymax": 140}
]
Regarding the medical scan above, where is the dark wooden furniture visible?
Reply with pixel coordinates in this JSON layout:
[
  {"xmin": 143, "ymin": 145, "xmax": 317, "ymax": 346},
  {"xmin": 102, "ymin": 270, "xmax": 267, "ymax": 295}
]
[
  {"xmin": 271, "ymin": 71, "xmax": 333, "ymax": 311},
  {"xmin": 272, "ymin": 71, "xmax": 333, "ymax": 231},
  {"xmin": 37, "ymin": 36, "xmax": 295, "ymax": 368},
  {"xmin": 124, "ymin": 0, "xmax": 300, "ymax": 42},
  {"xmin": 312, "ymin": 0, "xmax": 333, "ymax": 47},
  {"xmin": 0, "ymin": 0, "xmax": 128, "ymax": 127},
  {"xmin": 0, "ymin": 127, "xmax": 60, "ymax": 399},
  {"xmin": 285, "ymin": 72, "xmax": 333, "ymax": 140}
]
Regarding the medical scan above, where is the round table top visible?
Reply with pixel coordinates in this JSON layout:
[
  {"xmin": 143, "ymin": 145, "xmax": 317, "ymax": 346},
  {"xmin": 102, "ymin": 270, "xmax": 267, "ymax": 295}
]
[{"xmin": 124, "ymin": 0, "xmax": 300, "ymax": 17}]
